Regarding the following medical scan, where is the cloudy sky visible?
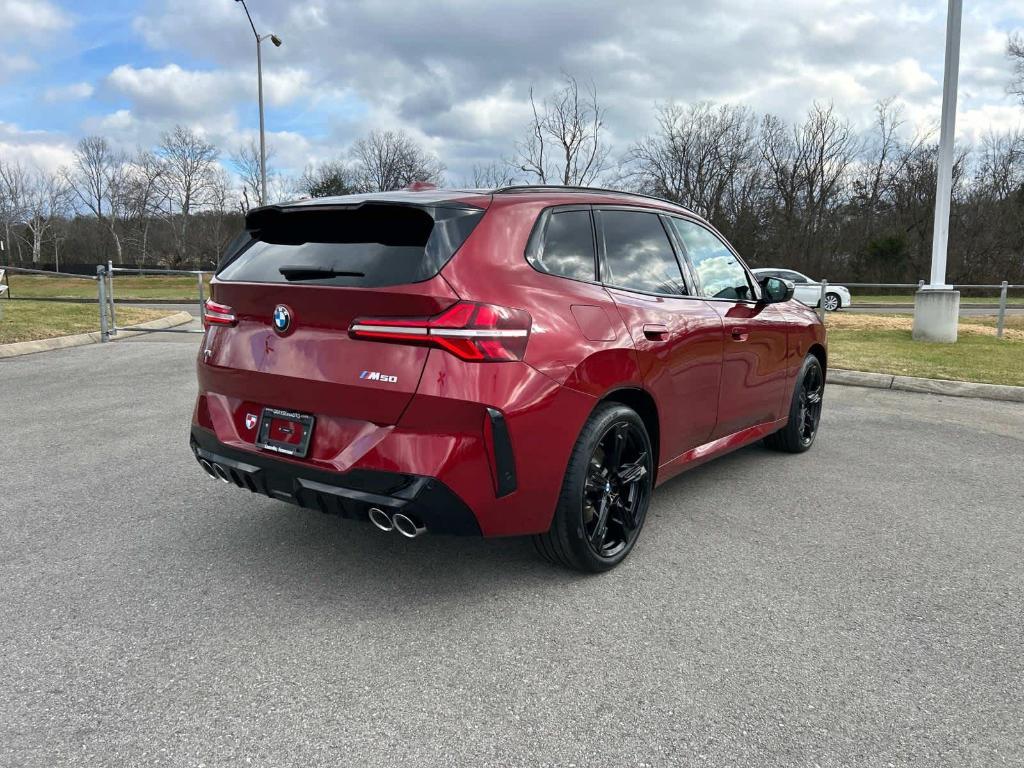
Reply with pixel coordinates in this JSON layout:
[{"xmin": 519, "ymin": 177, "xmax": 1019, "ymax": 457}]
[{"xmin": 1, "ymin": 0, "xmax": 1022, "ymax": 184}]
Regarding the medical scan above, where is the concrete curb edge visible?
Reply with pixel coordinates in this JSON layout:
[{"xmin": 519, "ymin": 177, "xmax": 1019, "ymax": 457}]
[
  {"xmin": 0, "ymin": 311, "xmax": 194, "ymax": 359},
  {"xmin": 828, "ymin": 368, "xmax": 1024, "ymax": 403}
]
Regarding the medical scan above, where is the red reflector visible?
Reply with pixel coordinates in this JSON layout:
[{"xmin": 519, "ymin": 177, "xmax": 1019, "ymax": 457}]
[
  {"xmin": 350, "ymin": 301, "xmax": 531, "ymax": 362},
  {"xmin": 203, "ymin": 299, "xmax": 236, "ymax": 328}
]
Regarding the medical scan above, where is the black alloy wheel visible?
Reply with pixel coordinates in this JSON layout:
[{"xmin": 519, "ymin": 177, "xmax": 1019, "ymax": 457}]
[
  {"xmin": 765, "ymin": 354, "xmax": 825, "ymax": 453},
  {"xmin": 534, "ymin": 403, "xmax": 654, "ymax": 572},
  {"xmin": 581, "ymin": 420, "xmax": 651, "ymax": 559},
  {"xmin": 796, "ymin": 361, "xmax": 824, "ymax": 447}
]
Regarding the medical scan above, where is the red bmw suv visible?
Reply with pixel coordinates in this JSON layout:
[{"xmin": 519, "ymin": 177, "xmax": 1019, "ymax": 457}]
[{"xmin": 191, "ymin": 186, "xmax": 826, "ymax": 571}]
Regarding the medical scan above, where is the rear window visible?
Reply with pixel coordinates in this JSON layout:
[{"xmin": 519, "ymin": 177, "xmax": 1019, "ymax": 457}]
[
  {"xmin": 218, "ymin": 204, "xmax": 484, "ymax": 288},
  {"xmin": 526, "ymin": 209, "xmax": 596, "ymax": 282}
]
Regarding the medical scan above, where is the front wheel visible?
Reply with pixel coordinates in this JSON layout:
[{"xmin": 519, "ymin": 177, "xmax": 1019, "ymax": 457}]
[
  {"xmin": 765, "ymin": 354, "xmax": 825, "ymax": 453},
  {"xmin": 533, "ymin": 403, "xmax": 654, "ymax": 572},
  {"xmin": 822, "ymin": 293, "xmax": 841, "ymax": 311}
]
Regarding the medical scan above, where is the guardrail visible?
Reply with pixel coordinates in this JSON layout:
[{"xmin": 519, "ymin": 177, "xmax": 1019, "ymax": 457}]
[
  {"xmin": 103, "ymin": 261, "xmax": 208, "ymax": 339},
  {"xmin": 0, "ymin": 265, "xmax": 103, "ymax": 333},
  {"xmin": 814, "ymin": 280, "xmax": 1023, "ymax": 338}
]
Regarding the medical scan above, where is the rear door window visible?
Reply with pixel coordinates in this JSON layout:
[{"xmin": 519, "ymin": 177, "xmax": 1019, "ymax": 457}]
[
  {"xmin": 526, "ymin": 209, "xmax": 596, "ymax": 282},
  {"xmin": 670, "ymin": 218, "xmax": 754, "ymax": 301},
  {"xmin": 598, "ymin": 209, "xmax": 687, "ymax": 296},
  {"xmin": 218, "ymin": 204, "xmax": 484, "ymax": 288}
]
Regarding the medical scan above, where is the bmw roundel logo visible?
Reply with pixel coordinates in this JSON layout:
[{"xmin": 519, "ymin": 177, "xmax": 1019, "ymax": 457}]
[{"xmin": 272, "ymin": 305, "xmax": 292, "ymax": 334}]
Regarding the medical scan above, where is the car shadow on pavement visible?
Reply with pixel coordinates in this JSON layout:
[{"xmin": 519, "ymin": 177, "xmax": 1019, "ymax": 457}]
[{"xmin": 177, "ymin": 441, "xmax": 785, "ymax": 612}]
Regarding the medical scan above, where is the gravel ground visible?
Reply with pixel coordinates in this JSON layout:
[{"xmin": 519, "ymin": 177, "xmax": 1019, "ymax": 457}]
[{"xmin": 2, "ymin": 341, "xmax": 1022, "ymax": 767}]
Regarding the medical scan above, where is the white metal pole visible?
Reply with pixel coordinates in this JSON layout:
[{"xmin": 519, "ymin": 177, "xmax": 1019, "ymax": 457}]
[
  {"xmin": 928, "ymin": 0, "xmax": 962, "ymax": 289},
  {"xmin": 257, "ymin": 36, "xmax": 267, "ymax": 206}
]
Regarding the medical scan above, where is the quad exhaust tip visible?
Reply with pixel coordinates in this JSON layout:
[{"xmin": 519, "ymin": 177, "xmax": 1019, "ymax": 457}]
[
  {"xmin": 368, "ymin": 507, "xmax": 426, "ymax": 538},
  {"xmin": 368, "ymin": 507, "xmax": 394, "ymax": 532},
  {"xmin": 212, "ymin": 463, "xmax": 231, "ymax": 483},
  {"xmin": 198, "ymin": 458, "xmax": 217, "ymax": 478},
  {"xmin": 392, "ymin": 512, "xmax": 426, "ymax": 539}
]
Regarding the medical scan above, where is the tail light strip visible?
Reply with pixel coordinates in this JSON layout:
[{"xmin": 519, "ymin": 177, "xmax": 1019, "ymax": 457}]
[
  {"xmin": 350, "ymin": 301, "xmax": 531, "ymax": 362},
  {"xmin": 203, "ymin": 299, "xmax": 236, "ymax": 327}
]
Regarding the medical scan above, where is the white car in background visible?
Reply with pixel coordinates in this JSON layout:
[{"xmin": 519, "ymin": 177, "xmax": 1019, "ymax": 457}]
[{"xmin": 752, "ymin": 268, "xmax": 851, "ymax": 311}]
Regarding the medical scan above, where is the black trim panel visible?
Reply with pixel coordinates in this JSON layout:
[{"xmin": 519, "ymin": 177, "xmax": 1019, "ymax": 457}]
[
  {"xmin": 190, "ymin": 426, "xmax": 482, "ymax": 536},
  {"xmin": 486, "ymin": 407, "xmax": 517, "ymax": 497}
]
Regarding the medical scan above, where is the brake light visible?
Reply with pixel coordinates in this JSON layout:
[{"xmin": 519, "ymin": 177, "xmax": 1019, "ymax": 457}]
[
  {"xmin": 203, "ymin": 299, "xmax": 236, "ymax": 327},
  {"xmin": 350, "ymin": 301, "xmax": 531, "ymax": 361}
]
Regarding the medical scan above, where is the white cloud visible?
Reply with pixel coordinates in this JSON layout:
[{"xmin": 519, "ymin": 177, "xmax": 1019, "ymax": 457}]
[
  {"xmin": 0, "ymin": 122, "xmax": 75, "ymax": 172},
  {"xmin": 105, "ymin": 63, "xmax": 311, "ymax": 119},
  {"xmin": 44, "ymin": 82, "xmax": 95, "ymax": 103},
  {"xmin": 5, "ymin": 0, "xmax": 1021, "ymax": 183},
  {"xmin": 0, "ymin": 0, "xmax": 70, "ymax": 41}
]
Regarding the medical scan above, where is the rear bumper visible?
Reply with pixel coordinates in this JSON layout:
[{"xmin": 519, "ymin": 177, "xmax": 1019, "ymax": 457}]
[{"xmin": 190, "ymin": 426, "xmax": 482, "ymax": 536}]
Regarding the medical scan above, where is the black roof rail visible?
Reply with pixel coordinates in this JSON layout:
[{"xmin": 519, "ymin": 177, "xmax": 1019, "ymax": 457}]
[{"xmin": 491, "ymin": 184, "xmax": 695, "ymax": 213}]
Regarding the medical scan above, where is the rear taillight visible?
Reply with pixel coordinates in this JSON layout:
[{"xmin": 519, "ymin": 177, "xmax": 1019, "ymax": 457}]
[
  {"xmin": 203, "ymin": 299, "xmax": 236, "ymax": 328},
  {"xmin": 350, "ymin": 301, "xmax": 531, "ymax": 362}
]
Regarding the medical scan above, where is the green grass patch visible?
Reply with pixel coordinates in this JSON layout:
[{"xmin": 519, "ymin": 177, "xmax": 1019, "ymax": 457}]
[
  {"xmin": 5, "ymin": 273, "xmax": 210, "ymax": 301},
  {"xmin": 0, "ymin": 301, "xmax": 167, "ymax": 344},
  {"xmin": 830, "ymin": 328, "xmax": 1024, "ymax": 387}
]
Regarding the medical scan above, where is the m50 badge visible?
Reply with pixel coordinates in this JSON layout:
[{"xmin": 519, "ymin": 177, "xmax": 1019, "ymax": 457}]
[{"xmin": 360, "ymin": 370, "xmax": 398, "ymax": 383}]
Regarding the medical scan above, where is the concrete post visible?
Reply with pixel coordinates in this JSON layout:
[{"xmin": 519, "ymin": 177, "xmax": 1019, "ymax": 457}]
[{"xmin": 913, "ymin": 289, "xmax": 960, "ymax": 342}]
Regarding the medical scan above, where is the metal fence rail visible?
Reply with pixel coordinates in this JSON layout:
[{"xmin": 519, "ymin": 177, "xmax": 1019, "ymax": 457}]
[
  {"xmin": 0, "ymin": 265, "xmax": 104, "ymax": 333},
  {"xmin": 103, "ymin": 262, "xmax": 209, "ymax": 339},
  {"xmin": 815, "ymin": 279, "xmax": 1021, "ymax": 338},
  {"xmin": 4, "ymin": 264, "xmax": 1020, "ymax": 344}
]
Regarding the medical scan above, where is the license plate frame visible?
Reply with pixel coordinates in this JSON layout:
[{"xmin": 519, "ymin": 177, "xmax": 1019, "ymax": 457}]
[{"xmin": 255, "ymin": 407, "xmax": 315, "ymax": 458}]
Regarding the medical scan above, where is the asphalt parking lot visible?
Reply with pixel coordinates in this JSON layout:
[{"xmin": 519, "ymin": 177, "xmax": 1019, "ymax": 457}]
[{"xmin": 2, "ymin": 340, "xmax": 1023, "ymax": 767}]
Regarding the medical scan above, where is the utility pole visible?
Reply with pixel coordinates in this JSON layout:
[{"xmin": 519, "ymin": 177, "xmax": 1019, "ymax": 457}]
[
  {"xmin": 913, "ymin": 0, "xmax": 962, "ymax": 343},
  {"xmin": 235, "ymin": 0, "xmax": 282, "ymax": 206}
]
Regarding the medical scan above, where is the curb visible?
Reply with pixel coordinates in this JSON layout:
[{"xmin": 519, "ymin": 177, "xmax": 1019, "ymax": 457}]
[
  {"xmin": 0, "ymin": 311, "xmax": 194, "ymax": 359},
  {"xmin": 828, "ymin": 368, "xmax": 1024, "ymax": 403}
]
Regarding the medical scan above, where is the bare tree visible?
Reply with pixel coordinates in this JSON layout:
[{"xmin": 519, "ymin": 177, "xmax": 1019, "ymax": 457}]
[
  {"xmin": 157, "ymin": 125, "xmax": 220, "ymax": 267},
  {"xmin": 515, "ymin": 74, "xmax": 610, "ymax": 186},
  {"xmin": 231, "ymin": 139, "xmax": 282, "ymax": 210},
  {"xmin": 63, "ymin": 136, "xmax": 129, "ymax": 262},
  {"xmin": 625, "ymin": 102, "xmax": 760, "ymax": 223},
  {"xmin": 1009, "ymin": 33, "xmax": 1024, "ymax": 103},
  {"xmin": 470, "ymin": 160, "xmax": 520, "ymax": 189},
  {"xmin": 350, "ymin": 129, "xmax": 445, "ymax": 192},
  {"xmin": 1, "ymin": 162, "xmax": 69, "ymax": 265},
  {"xmin": 122, "ymin": 149, "xmax": 166, "ymax": 267},
  {"xmin": 297, "ymin": 160, "xmax": 359, "ymax": 198},
  {"xmin": 760, "ymin": 103, "xmax": 860, "ymax": 274}
]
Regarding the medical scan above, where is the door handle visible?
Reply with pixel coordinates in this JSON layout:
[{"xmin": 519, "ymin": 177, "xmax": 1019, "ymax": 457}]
[
  {"xmin": 731, "ymin": 327, "xmax": 749, "ymax": 342},
  {"xmin": 643, "ymin": 323, "xmax": 669, "ymax": 341}
]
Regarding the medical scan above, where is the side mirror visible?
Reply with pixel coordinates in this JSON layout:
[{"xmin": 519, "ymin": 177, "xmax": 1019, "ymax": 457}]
[{"xmin": 759, "ymin": 276, "xmax": 794, "ymax": 304}]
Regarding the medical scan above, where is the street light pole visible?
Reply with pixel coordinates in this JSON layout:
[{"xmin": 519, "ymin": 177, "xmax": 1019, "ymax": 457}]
[
  {"xmin": 256, "ymin": 32, "xmax": 266, "ymax": 204},
  {"xmin": 235, "ymin": 0, "xmax": 281, "ymax": 206},
  {"xmin": 912, "ymin": 0, "xmax": 962, "ymax": 343},
  {"xmin": 929, "ymin": 0, "xmax": 962, "ymax": 290}
]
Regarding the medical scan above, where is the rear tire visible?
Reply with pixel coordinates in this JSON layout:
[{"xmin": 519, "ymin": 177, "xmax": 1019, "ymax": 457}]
[
  {"xmin": 823, "ymin": 293, "xmax": 841, "ymax": 311},
  {"xmin": 533, "ymin": 403, "xmax": 654, "ymax": 572},
  {"xmin": 765, "ymin": 354, "xmax": 825, "ymax": 453}
]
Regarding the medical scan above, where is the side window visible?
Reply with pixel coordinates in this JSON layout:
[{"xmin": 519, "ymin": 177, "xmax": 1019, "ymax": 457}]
[
  {"xmin": 671, "ymin": 219, "xmax": 753, "ymax": 301},
  {"xmin": 527, "ymin": 209, "xmax": 596, "ymax": 281},
  {"xmin": 600, "ymin": 210, "xmax": 686, "ymax": 295},
  {"xmin": 782, "ymin": 271, "xmax": 807, "ymax": 283}
]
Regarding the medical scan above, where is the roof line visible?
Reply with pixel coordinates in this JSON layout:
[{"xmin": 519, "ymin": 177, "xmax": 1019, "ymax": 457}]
[{"xmin": 492, "ymin": 185, "xmax": 694, "ymax": 213}]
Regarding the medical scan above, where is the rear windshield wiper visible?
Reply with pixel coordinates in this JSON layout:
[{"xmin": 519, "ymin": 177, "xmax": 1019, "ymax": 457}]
[{"xmin": 278, "ymin": 265, "xmax": 366, "ymax": 281}]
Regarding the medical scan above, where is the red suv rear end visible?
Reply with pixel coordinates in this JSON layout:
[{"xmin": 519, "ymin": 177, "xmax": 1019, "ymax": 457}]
[{"xmin": 191, "ymin": 186, "xmax": 826, "ymax": 571}]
